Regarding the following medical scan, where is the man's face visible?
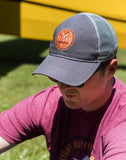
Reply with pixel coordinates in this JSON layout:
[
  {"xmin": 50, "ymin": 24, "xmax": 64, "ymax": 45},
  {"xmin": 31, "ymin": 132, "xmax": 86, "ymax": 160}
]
[{"xmin": 58, "ymin": 70, "xmax": 112, "ymax": 111}]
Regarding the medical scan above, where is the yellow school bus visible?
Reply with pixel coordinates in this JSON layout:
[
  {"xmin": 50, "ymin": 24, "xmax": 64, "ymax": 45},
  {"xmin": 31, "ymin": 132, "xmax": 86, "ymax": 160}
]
[{"xmin": 0, "ymin": 0, "xmax": 126, "ymax": 49}]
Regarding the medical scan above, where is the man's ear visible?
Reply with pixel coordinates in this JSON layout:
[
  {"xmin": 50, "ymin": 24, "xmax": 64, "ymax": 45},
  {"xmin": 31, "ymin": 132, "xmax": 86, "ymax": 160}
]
[{"xmin": 107, "ymin": 59, "xmax": 118, "ymax": 80}]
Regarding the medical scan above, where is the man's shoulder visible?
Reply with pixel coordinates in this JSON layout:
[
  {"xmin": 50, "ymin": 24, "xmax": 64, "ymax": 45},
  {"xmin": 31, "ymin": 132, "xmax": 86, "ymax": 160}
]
[
  {"xmin": 35, "ymin": 85, "xmax": 61, "ymax": 98},
  {"xmin": 30, "ymin": 85, "xmax": 62, "ymax": 108},
  {"xmin": 17, "ymin": 85, "xmax": 62, "ymax": 111}
]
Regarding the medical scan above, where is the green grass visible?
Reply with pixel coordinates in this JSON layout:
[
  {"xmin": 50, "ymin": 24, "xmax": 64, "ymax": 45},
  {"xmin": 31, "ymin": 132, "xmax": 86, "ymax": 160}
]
[
  {"xmin": 0, "ymin": 64, "xmax": 52, "ymax": 159},
  {"xmin": 0, "ymin": 35, "xmax": 54, "ymax": 160},
  {"xmin": 0, "ymin": 34, "xmax": 126, "ymax": 159},
  {"xmin": 115, "ymin": 49, "xmax": 126, "ymax": 83}
]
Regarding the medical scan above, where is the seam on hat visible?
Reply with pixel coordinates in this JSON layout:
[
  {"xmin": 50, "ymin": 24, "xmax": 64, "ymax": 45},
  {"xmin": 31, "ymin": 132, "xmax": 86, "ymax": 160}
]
[
  {"xmin": 49, "ymin": 53, "xmax": 100, "ymax": 63},
  {"xmin": 100, "ymin": 16, "xmax": 118, "ymax": 47},
  {"xmin": 85, "ymin": 13, "xmax": 100, "ymax": 54},
  {"xmin": 67, "ymin": 13, "xmax": 80, "ymax": 28}
]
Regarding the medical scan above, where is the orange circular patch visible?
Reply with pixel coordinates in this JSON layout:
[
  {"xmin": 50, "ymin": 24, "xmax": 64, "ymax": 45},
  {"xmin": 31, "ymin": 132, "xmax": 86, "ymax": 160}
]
[{"xmin": 55, "ymin": 29, "xmax": 75, "ymax": 51}]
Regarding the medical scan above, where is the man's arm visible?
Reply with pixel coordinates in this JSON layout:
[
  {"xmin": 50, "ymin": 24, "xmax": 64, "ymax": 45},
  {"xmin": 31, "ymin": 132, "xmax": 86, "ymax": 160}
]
[{"xmin": 0, "ymin": 136, "xmax": 16, "ymax": 154}]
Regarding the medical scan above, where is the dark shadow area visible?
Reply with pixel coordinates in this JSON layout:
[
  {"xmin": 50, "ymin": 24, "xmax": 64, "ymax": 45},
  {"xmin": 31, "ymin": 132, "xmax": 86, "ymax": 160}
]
[
  {"xmin": 117, "ymin": 65, "xmax": 126, "ymax": 70},
  {"xmin": 0, "ymin": 38, "xmax": 50, "ymax": 76}
]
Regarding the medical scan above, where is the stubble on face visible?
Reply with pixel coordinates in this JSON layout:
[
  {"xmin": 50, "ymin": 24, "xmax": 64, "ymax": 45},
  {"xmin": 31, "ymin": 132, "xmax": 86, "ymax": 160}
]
[
  {"xmin": 58, "ymin": 84, "xmax": 82, "ymax": 109},
  {"xmin": 58, "ymin": 70, "xmax": 112, "ymax": 111}
]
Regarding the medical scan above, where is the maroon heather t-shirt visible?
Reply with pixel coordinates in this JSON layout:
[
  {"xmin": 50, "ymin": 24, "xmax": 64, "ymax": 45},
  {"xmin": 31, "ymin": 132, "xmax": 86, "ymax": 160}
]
[
  {"xmin": 0, "ymin": 80, "xmax": 115, "ymax": 159},
  {"xmin": 50, "ymin": 95, "xmax": 113, "ymax": 160}
]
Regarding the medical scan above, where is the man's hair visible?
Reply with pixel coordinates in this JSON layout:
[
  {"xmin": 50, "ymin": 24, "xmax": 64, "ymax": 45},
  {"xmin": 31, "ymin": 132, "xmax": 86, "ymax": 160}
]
[{"xmin": 96, "ymin": 57, "xmax": 117, "ymax": 76}]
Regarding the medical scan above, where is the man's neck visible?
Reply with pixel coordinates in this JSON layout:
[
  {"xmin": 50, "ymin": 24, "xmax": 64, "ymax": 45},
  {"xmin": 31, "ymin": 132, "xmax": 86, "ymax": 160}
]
[{"xmin": 83, "ymin": 78, "xmax": 114, "ymax": 112}]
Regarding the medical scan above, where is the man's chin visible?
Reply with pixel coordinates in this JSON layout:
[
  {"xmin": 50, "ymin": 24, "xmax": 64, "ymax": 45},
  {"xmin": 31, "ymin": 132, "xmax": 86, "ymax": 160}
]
[{"xmin": 64, "ymin": 100, "xmax": 81, "ymax": 110}]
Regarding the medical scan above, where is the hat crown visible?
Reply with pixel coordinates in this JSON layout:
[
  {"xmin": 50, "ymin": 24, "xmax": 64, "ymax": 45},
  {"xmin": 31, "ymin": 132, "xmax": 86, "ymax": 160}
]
[
  {"xmin": 49, "ymin": 13, "xmax": 118, "ymax": 62},
  {"xmin": 32, "ymin": 13, "xmax": 118, "ymax": 86}
]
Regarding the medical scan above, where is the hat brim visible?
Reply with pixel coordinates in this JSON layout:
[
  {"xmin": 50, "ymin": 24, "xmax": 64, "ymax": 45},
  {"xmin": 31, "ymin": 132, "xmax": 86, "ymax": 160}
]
[{"xmin": 32, "ymin": 55, "xmax": 100, "ymax": 86}]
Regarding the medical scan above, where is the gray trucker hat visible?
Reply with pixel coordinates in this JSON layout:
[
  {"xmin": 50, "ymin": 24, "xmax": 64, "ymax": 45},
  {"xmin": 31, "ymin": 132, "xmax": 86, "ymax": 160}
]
[{"xmin": 33, "ymin": 13, "xmax": 118, "ymax": 86}]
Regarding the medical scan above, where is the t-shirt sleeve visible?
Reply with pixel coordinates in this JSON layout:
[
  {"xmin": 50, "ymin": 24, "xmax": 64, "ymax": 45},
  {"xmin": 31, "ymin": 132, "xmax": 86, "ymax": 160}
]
[
  {"xmin": 0, "ymin": 86, "xmax": 60, "ymax": 144},
  {"xmin": 102, "ymin": 121, "xmax": 126, "ymax": 160}
]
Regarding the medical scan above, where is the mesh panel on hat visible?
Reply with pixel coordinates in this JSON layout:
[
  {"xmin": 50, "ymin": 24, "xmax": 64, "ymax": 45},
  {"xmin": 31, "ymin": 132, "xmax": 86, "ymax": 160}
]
[{"xmin": 89, "ymin": 14, "xmax": 118, "ymax": 61}]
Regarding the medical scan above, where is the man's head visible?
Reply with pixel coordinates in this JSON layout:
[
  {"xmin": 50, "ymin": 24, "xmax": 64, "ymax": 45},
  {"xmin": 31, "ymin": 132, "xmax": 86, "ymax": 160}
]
[
  {"xmin": 56, "ymin": 58, "xmax": 117, "ymax": 111},
  {"xmin": 33, "ymin": 13, "xmax": 118, "ymax": 88}
]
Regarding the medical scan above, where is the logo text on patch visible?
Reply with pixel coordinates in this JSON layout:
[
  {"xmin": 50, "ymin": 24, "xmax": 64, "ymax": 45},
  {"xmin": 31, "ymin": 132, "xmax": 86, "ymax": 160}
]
[{"xmin": 55, "ymin": 29, "xmax": 75, "ymax": 51}]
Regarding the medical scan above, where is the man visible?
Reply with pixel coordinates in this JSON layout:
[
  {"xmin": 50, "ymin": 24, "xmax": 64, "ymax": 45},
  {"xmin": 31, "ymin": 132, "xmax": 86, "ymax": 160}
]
[{"xmin": 0, "ymin": 12, "xmax": 126, "ymax": 160}]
